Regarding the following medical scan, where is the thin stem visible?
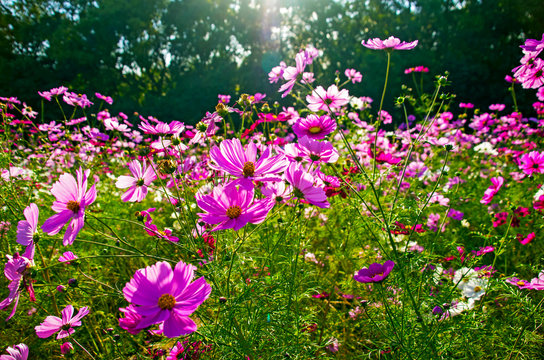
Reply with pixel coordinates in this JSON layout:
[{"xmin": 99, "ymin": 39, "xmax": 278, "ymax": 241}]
[
  {"xmin": 373, "ymin": 51, "xmax": 392, "ymax": 178},
  {"xmin": 71, "ymin": 337, "xmax": 96, "ymax": 359}
]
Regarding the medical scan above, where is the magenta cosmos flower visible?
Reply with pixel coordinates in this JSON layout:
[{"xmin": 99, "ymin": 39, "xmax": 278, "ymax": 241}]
[
  {"xmin": 0, "ymin": 344, "xmax": 29, "ymax": 360},
  {"xmin": 41, "ymin": 167, "xmax": 97, "ymax": 246},
  {"xmin": 480, "ymin": 176, "xmax": 504, "ymax": 205},
  {"xmin": 292, "ymin": 114, "xmax": 337, "ymax": 139},
  {"xmin": 196, "ymin": 182, "xmax": 275, "ymax": 231},
  {"xmin": 354, "ymin": 260, "xmax": 395, "ymax": 283},
  {"xmin": 116, "ymin": 159, "xmax": 157, "ymax": 202},
  {"xmin": 284, "ymin": 163, "xmax": 329, "ymax": 208},
  {"xmin": 16, "ymin": 203, "xmax": 39, "ymax": 259},
  {"xmin": 0, "ymin": 254, "xmax": 34, "ymax": 321},
  {"xmin": 209, "ymin": 138, "xmax": 288, "ymax": 190},
  {"xmin": 35, "ymin": 305, "xmax": 90, "ymax": 339},
  {"xmin": 362, "ymin": 36, "xmax": 418, "ymax": 50},
  {"xmin": 519, "ymin": 151, "xmax": 544, "ymax": 176},
  {"xmin": 121, "ymin": 260, "xmax": 212, "ymax": 338},
  {"xmin": 306, "ymin": 85, "xmax": 350, "ymax": 113}
]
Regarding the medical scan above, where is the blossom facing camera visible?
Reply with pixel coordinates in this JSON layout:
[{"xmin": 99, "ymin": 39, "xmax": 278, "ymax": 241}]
[
  {"xmin": 354, "ymin": 260, "xmax": 395, "ymax": 283},
  {"xmin": 121, "ymin": 260, "xmax": 212, "ymax": 338},
  {"xmin": 306, "ymin": 85, "xmax": 350, "ymax": 113},
  {"xmin": 41, "ymin": 167, "xmax": 97, "ymax": 246},
  {"xmin": 209, "ymin": 138, "xmax": 287, "ymax": 190},
  {"xmin": 116, "ymin": 160, "xmax": 157, "ymax": 202},
  {"xmin": 196, "ymin": 182, "xmax": 275, "ymax": 231}
]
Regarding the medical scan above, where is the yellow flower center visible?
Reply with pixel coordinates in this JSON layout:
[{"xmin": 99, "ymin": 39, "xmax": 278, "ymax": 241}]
[
  {"xmin": 243, "ymin": 162, "xmax": 255, "ymax": 177},
  {"xmin": 517, "ymin": 281, "xmax": 526, "ymax": 286},
  {"xmin": 158, "ymin": 294, "xmax": 176, "ymax": 310},
  {"xmin": 66, "ymin": 200, "xmax": 81, "ymax": 213},
  {"xmin": 226, "ymin": 205, "xmax": 242, "ymax": 219},
  {"xmin": 473, "ymin": 286, "xmax": 482, "ymax": 293},
  {"xmin": 308, "ymin": 126, "xmax": 322, "ymax": 134}
]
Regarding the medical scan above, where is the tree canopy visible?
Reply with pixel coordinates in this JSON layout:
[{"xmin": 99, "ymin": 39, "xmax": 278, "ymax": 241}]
[{"xmin": 1, "ymin": 0, "xmax": 542, "ymax": 122}]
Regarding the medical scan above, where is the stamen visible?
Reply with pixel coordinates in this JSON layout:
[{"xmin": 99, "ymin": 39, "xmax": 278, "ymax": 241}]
[
  {"xmin": 243, "ymin": 162, "xmax": 255, "ymax": 177},
  {"xmin": 66, "ymin": 200, "xmax": 81, "ymax": 213},
  {"xmin": 226, "ymin": 206, "xmax": 242, "ymax": 219},
  {"xmin": 158, "ymin": 294, "xmax": 176, "ymax": 310}
]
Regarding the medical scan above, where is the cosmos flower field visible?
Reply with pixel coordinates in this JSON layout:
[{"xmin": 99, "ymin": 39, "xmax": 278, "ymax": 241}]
[{"xmin": 1, "ymin": 34, "xmax": 544, "ymax": 359}]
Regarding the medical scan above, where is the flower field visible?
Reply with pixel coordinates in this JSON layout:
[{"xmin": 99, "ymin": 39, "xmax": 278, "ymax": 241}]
[{"xmin": 1, "ymin": 34, "xmax": 544, "ymax": 359}]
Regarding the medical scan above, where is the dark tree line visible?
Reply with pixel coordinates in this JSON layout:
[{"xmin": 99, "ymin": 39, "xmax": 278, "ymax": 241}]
[{"xmin": 1, "ymin": 0, "xmax": 542, "ymax": 123}]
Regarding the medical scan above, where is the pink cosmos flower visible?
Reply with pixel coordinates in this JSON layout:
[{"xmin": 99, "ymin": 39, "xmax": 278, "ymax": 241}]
[
  {"xmin": 302, "ymin": 44, "xmax": 320, "ymax": 64},
  {"xmin": 378, "ymin": 110, "xmax": 392, "ymax": 124},
  {"xmin": 361, "ymin": 36, "xmax": 418, "ymax": 51},
  {"xmin": 218, "ymin": 94, "xmax": 231, "ymax": 104},
  {"xmin": 459, "ymin": 102, "xmax": 474, "ymax": 109},
  {"xmin": 354, "ymin": 260, "xmax": 395, "ymax": 283},
  {"xmin": 139, "ymin": 118, "xmax": 185, "ymax": 136},
  {"xmin": 261, "ymin": 181, "xmax": 293, "ymax": 204},
  {"xmin": 41, "ymin": 167, "xmax": 97, "ymax": 246},
  {"xmin": 95, "ymin": 92, "xmax": 113, "ymax": 105},
  {"xmin": 268, "ymin": 61, "xmax": 286, "ymax": 83},
  {"xmin": 209, "ymin": 138, "xmax": 288, "ymax": 189},
  {"xmin": 63, "ymin": 92, "xmax": 93, "ymax": 108},
  {"xmin": 35, "ymin": 305, "xmax": 90, "ymax": 339},
  {"xmin": 525, "ymin": 271, "xmax": 544, "ymax": 290},
  {"xmin": 369, "ymin": 149, "xmax": 401, "ymax": 165},
  {"xmin": 517, "ymin": 232, "xmax": 535, "ymax": 245},
  {"xmin": 38, "ymin": 86, "xmax": 68, "ymax": 101},
  {"xmin": 507, "ymin": 271, "xmax": 544, "ymax": 290},
  {"xmin": 297, "ymin": 136, "xmax": 339, "ymax": 164},
  {"xmin": 489, "ymin": 104, "xmax": 505, "ymax": 111},
  {"xmin": 60, "ymin": 342, "xmax": 73, "ymax": 355},
  {"xmin": 144, "ymin": 222, "xmax": 179, "ymax": 243},
  {"xmin": 344, "ymin": 68, "xmax": 363, "ymax": 83},
  {"xmin": 167, "ymin": 340, "xmax": 211, "ymax": 360},
  {"xmin": 292, "ymin": 114, "xmax": 337, "ymax": 139},
  {"xmin": 279, "ymin": 52, "xmax": 306, "ymax": 97},
  {"xmin": 521, "ymin": 34, "xmax": 544, "ymax": 53},
  {"xmin": 0, "ymin": 344, "xmax": 29, "ymax": 360},
  {"xmin": 519, "ymin": 151, "xmax": 544, "ymax": 175},
  {"xmin": 306, "ymin": 85, "xmax": 350, "ymax": 112},
  {"xmin": 116, "ymin": 160, "xmax": 157, "ymax": 202},
  {"xmin": 21, "ymin": 103, "xmax": 37, "ymax": 119},
  {"xmin": 284, "ymin": 163, "xmax": 329, "ymax": 208},
  {"xmin": 520, "ymin": 58, "xmax": 544, "ymax": 89},
  {"xmin": 121, "ymin": 260, "xmax": 212, "ymax": 338},
  {"xmin": 0, "ymin": 254, "xmax": 35, "ymax": 321},
  {"xmin": 58, "ymin": 251, "xmax": 78, "ymax": 264},
  {"xmin": 480, "ymin": 176, "xmax": 504, "ymax": 204},
  {"xmin": 118, "ymin": 304, "xmax": 145, "ymax": 335},
  {"xmin": 16, "ymin": 203, "xmax": 39, "ymax": 259},
  {"xmin": 405, "ymin": 66, "xmax": 429, "ymax": 74},
  {"xmin": 537, "ymin": 87, "xmax": 544, "ymax": 102},
  {"xmin": 196, "ymin": 183, "xmax": 275, "ymax": 231},
  {"xmin": 301, "ymin": 72, "xmax": 315, "ymax": 84}
]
